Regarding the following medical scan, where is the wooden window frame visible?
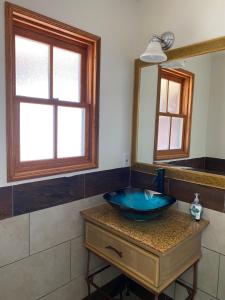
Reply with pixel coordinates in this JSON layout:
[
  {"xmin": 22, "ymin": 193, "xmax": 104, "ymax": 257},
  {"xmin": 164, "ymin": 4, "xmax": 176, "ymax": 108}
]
[
  {"xmin": 5, "ymin": 2, "xmax": 101, "ymax": 181},
  {"xmin": 154, "ymin": 67, "xmax": 194, "ymax": 161}
]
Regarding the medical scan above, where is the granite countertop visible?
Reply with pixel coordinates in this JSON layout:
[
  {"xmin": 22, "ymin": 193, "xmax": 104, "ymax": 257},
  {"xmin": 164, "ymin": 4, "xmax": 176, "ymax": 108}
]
[{"xmin": 81, "ymin": 203, "xmax": 209, "ymax": 255}]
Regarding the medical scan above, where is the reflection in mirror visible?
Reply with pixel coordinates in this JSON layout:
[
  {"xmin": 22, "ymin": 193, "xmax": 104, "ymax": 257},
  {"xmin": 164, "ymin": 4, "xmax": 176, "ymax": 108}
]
[
  {"xmin": 137, "ymin": 65, "xmax": 158, "ymax": 164},
  {"xmin": 155, "ymin": 68, "xmax": 193, "ymax": 160},
  {"xmin": 136, "ymin": 49, "xmax": 225, "ymax": 175}
]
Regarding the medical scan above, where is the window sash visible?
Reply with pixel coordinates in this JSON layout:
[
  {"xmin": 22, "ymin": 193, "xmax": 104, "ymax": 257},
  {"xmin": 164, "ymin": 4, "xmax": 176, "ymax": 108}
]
[
  {"xmin": 14, "ymin": 28, "xmax": 87, "ymax": 104},
  {"xmin": 154, "ymin": 67, "xmax": 194, "ymax": 161},
  {"xmin": 159, "ymin": 76, "xmax": 183, "ymax": 114},
  {"xmin": 14, "ymin": 31, "xmax": 89, "ymax": 163},
  {"xmin": 6, "ymin": 2, "xmax": 100, "ymax": 181},
  {"xmin": 157, "ymin": 114, "xmax": 185, "ymax": 151}
]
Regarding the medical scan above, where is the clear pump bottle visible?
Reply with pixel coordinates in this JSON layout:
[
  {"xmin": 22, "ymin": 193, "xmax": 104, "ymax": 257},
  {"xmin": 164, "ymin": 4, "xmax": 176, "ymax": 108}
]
[{"xmin": 190, "ymin": 193, "xmax": 203, "ymax": 221}]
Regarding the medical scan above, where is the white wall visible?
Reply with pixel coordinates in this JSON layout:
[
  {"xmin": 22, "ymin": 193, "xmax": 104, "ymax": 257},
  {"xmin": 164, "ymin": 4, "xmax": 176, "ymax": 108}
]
[
  {"xmin": 137, "ymin": 65, "xmax": 158, "ymax": 164},
  {"xmin": 0, "ymin": 0, "xmax": 141, "ymax": 186},
  {"xmin": 206, "ymin": 53, "xmax": 225, "ymax": 158},
  {"xmin": 185, "ymin": 55, "xmax": 212, "ymax": 158},
  {"xmin": 139, "ymin": 0, "xmax": 225, "ymax": 53}
]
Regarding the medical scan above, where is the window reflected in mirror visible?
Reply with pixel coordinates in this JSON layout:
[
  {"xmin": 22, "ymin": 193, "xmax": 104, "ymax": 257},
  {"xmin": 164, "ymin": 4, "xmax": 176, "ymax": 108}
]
[{"xmin": 155, "ymin": 68, "xmax": 194, "ymax": 160}]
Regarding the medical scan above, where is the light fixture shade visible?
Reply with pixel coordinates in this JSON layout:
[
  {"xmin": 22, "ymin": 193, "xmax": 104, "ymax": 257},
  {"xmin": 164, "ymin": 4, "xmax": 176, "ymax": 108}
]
[{"xmin": 140, "ymin": 40, "xmax": 167, "ymax": 63}]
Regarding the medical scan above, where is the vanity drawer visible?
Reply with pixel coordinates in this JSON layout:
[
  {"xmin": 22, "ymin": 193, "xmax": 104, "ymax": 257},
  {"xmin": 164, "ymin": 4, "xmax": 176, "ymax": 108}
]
[{"xmin": 85, "ymin": 222, "xmax": 159, "ymax": 287}]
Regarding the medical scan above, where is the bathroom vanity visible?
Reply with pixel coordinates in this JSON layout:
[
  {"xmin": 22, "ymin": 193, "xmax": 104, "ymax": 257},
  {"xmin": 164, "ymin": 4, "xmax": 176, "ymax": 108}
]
[{"xmin": 81, "ymin": 204, "xmax": 208, "ymax": 299}]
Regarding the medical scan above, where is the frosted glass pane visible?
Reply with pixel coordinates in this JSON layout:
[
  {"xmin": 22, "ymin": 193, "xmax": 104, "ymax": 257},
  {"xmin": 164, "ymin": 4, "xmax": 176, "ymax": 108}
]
[
  {"xmin": 57, "ymin": 106, "xmax": 85, "ymax": 158},
  {"xmin": 159, "ymin": 78, "xmax": 168, "ymax": 112},
  {"xmin": 168, "ymin": 81, "xmax": 181, "ymax": 113},
  {"xmin": 20, "ymin": 103, "xmax": 53, "ymax": 161},
  {"xmin": 170, "ymin": 117, "xmax": 183, "ymax": 149},
  {"xmin": 15, "ymin": 36, "xmax": 50, "ymax": 98},
  {"xmin": 53, "ymin": 47, "xmax": 81, "ymax": 102},
  {"xmin": 157, "ymin": 116, "xmax": 170, "ymax": 150}
]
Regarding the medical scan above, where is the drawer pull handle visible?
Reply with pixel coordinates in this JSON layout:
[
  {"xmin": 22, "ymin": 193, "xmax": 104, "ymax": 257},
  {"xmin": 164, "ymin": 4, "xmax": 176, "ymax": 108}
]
[{"xmin": 105, "ymin": 245, "xmax": 123, "ymax": 258}]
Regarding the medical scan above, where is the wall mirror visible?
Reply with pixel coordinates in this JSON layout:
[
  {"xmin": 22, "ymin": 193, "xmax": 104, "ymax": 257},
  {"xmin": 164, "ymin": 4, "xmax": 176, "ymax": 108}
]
[{"xmin": 132, "ymin": 37, "xmax": 225, "ymax": 189}]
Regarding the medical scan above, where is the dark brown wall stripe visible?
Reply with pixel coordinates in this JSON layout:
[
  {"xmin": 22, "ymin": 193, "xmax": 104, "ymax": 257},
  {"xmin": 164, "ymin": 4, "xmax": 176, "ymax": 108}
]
[
  {"xmin": 85, "ymin": 168, "xmax": 130, "ymax": 198},
  {"xmin": 12, "ymin": 167, "xmax": 130, "ymax": 217},
  {"xmin": 13, "ymin": 175, "xmax": 85, "ymax": 216},
  {"xmin": 0, "ymin": 186, "xmax": 12, "ymax": 220},
  {"xmin": 168, "ymin": 157, "xmax": 225, "ymax": 175},
  {"xmin": 1, "ymin": 167, "xmax": 224, "ymax": 221}
]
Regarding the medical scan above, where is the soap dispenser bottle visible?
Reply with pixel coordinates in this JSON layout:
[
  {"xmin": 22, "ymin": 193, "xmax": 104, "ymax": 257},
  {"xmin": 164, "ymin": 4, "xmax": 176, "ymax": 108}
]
[{"xmin": 190, "ymin": 193, "xmax": 203, "ymax": 221}]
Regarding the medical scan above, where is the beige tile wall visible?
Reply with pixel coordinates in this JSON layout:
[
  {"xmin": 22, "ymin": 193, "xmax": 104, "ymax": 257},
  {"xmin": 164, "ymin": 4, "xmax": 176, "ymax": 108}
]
[
  {"xmin": 0, "ymin": 195, "xmax": 115, "ymax": 300},
  {"xmin": 172, "ymin": 201, "xmax": 225, "ymax": 300},
  {"xmin": 0, "ymin": 214, "xmax": 29, "ymax": 267},
  {"xmin": 1, "ymin": 196, "xmax": 225, "ymax": 300}
]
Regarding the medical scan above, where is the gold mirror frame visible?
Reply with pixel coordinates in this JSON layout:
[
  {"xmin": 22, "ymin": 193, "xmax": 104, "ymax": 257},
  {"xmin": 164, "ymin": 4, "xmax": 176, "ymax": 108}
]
[{"xmin": 132, "ymin": 36, "xmax": 225, "ymax": 189}]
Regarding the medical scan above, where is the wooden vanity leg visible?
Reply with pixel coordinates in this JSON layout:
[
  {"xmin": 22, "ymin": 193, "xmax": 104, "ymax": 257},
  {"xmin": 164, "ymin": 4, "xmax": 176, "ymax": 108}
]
[
  {"xmin": 175, "ymin": 260, "xmax": 199, "ymax": 300},
  {"xmin": 191, "ymin": 261, "xmax": 198, "ymax": 300},
  {"xmin": 86, "ymin": 249, "xmax": 91, "ymax": 296},
  {"xmin": 154, "ymin": 294, "xmax": 159, "ymax": 300}
]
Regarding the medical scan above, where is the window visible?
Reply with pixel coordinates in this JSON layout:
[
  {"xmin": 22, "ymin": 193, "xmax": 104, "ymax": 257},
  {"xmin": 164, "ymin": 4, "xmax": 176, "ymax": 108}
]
[
  {"xmin": 5, "ymin": 2, "xmax": 100, "ymax": 181},
  {"xmin": 154, "ymin": 67, "xmax": 194, "ymax": 160}
]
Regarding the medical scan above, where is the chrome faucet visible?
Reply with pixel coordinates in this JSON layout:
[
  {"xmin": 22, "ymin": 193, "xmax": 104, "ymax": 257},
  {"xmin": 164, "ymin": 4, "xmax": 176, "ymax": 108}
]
[{"xmin": 152, "ymin": 168, "xmax": 165, "ymax": 193}]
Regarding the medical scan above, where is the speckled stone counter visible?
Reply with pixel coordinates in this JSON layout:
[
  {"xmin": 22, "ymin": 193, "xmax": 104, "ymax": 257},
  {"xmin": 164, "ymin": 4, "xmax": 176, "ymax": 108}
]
[{"xmin": 81, "ymin": 203, "xmax": 209, "ymax": 255}]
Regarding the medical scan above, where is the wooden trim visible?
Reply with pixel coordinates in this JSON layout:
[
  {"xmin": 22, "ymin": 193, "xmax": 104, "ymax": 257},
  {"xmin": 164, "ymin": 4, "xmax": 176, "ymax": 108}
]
[
  {"xmin": 131, "ymin": 35, "xmax": 225, "ymax": 189},
  {"xmin": 5, "ymin": 2, "xmax": 99, "ymax": 42},
  {"xmin": 157, "ymin": 112, "xmax": 186, "ymax": 118},
  {"xmin": 15, "ymin": 96, "xmax": 89, "ymax": 108},
  {"xmin": 131, "ymin": 60, "xmax": 143, "ymax": 165},
  {"xmin": 5, "ymin": 2, "xmax": 100, "ymax": 181},
  {"xmin": 139, "ymin": 36, "xmax": 225, "ymax": 69}
]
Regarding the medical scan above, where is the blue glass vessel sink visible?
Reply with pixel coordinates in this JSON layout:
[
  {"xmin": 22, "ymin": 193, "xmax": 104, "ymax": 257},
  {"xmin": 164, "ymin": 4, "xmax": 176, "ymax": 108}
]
[{"xmin": 103, "ymin": 188, "xmax": 176, "ymax": 221}]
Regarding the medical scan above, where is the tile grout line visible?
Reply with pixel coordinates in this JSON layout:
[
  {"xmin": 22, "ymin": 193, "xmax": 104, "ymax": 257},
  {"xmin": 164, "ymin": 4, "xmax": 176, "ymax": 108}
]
[
  {"xmin": 70, "ymin": 240, "xmax": 72, "ymax": 280},
  {"xmin": 84, "ymin": 173, "xmax": 86, "ymax": 199},
  {"xmin": 179, "ymin": 277, "xmax": 218, "ymax": 299},
  {"xmin": 0, "ymin": 239, "xmax": 73, "ymax": 271},
  {"xmin": 36, "ymin": 276, "xmax": 75, "ymax": 300},
  {"xmin": 29, "ymin": 213, "xmax": 31, "ymax": 256},
  {"xmin": 29, "ymin": 235, "xmax": 85, "ymax": 257},
  {"xmin": 216, "ymin": 254, "xmax": 221, "ymax": 298},
  {"xmin": 201, "ymin": 245, "xmax": 225, "ymax": 257},
  {"xmin": 12, "ymin": 185, "xmax": 14, "ymax": 217}
]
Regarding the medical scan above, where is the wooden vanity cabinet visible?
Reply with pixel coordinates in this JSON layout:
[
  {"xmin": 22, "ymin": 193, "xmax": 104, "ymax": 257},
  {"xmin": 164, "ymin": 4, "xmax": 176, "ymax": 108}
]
[{"xmin": 81, "ymin": 204, "xmax": 208, "ymax": 296}]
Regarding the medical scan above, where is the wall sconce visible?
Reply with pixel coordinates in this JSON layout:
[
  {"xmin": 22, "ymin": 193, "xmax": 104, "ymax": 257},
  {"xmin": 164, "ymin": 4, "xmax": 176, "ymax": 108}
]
[{"xmin": 140, "ymin": 31, "xmax": 175, "ymax": 63}]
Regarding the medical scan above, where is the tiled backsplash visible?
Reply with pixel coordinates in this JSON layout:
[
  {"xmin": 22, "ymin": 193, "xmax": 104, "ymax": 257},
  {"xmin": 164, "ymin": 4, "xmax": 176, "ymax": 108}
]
[
  {"xmin": 1, "ymin": 167, "xmax": 225, "ymax": 221},
  {"xmin": 174, "ymin": 200, "xmax": 225, "ymax": 300},
  {"xmin": 0, "ymin": 195, "xmax": 120, "ymax": 300},
  {"xmin": 0, "ymin": 167, "xmax": 130, "ymax": 220},
  {"xmin": 1, "ymin": 167, "xmax": 225, "ymax": 299}
]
